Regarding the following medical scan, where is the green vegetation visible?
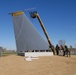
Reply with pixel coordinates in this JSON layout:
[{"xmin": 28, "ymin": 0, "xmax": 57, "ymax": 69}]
[
  {"xmin": 0, "ymin": 47, "xmax": 17, "ymax": 57},
  {"xmin": 1, "ymin": 52, "xmax": 17, "ymax": 57}
]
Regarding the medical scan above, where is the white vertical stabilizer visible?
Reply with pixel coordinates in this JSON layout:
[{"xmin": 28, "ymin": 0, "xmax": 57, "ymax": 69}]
[{"xmin": 12, "ymin": 12, "xmax": 49, "ymax": 52}]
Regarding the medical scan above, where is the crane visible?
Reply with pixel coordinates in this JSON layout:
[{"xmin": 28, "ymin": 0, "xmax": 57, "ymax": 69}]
[{"xmin": 29, "ymin": 11, "xmax": 54, "ymax": 53}]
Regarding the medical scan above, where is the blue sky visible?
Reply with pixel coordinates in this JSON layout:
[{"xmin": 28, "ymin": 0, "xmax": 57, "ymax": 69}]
[{"xmin": 0, "ymin": 0, "xmax": 76, "ymax": 50}]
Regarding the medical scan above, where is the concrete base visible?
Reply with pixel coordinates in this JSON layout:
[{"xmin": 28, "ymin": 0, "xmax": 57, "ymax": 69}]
[{"xmin": 25, "ymin": 52, "xmax": 53, "ymax": 57}]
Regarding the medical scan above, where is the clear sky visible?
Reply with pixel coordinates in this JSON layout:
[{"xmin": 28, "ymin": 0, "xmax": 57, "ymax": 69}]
[{"xmin": 0, "ymin": 0, "xmax": 76, "ymax": 50}]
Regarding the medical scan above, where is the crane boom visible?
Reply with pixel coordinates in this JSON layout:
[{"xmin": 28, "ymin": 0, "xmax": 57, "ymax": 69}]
[{"xmin": 30, "ymin": 11, "xmax": 53, "ymax": 48}]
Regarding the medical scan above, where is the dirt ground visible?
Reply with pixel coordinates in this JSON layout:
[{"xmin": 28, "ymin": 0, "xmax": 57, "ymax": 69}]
[{"xmin": 0, "ymin": 55, "xmax": 76, "ymax": 75}]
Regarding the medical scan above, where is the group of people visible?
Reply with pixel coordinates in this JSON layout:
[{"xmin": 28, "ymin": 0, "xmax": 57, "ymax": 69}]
[{"xmin": 54, "ymin": 44, "xmax": 70, "ymax": 57}]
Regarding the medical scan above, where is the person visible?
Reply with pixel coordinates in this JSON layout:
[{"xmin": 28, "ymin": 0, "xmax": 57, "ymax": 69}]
[
  {"xmin": 64, "ymin": 45, "xmax": 70, "ymax": 57},
  {"xmin": 60, "ymin": 45, "xmax": 64, "ymax": 56},
  {"xmin": 56, "ymin": 44, "xmax": 59, "ymax": 55}
]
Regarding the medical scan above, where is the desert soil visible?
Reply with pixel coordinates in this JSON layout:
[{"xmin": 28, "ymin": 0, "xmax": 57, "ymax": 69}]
[{"xmin": 0, "ymin": 55, "xmax": 76, "ymax": 75}]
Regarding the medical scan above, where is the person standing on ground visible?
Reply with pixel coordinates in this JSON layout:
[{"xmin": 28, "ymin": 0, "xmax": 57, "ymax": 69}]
[
  {"xmin": 56, "ymin": 44, "xmax": 59, "ymax": 55},
  {"xmin": 60, "ymin": 45, "xmax": 64, "ymax": 56},
  {"xmin": 64, "ymin": 45, "xmax": 70, "ymax": 57}
]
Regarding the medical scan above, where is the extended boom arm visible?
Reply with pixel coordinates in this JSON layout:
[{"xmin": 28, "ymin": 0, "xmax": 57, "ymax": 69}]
[{"xmin": 30, "ymin": 11, "xmax": 53, "ymax": 48}]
